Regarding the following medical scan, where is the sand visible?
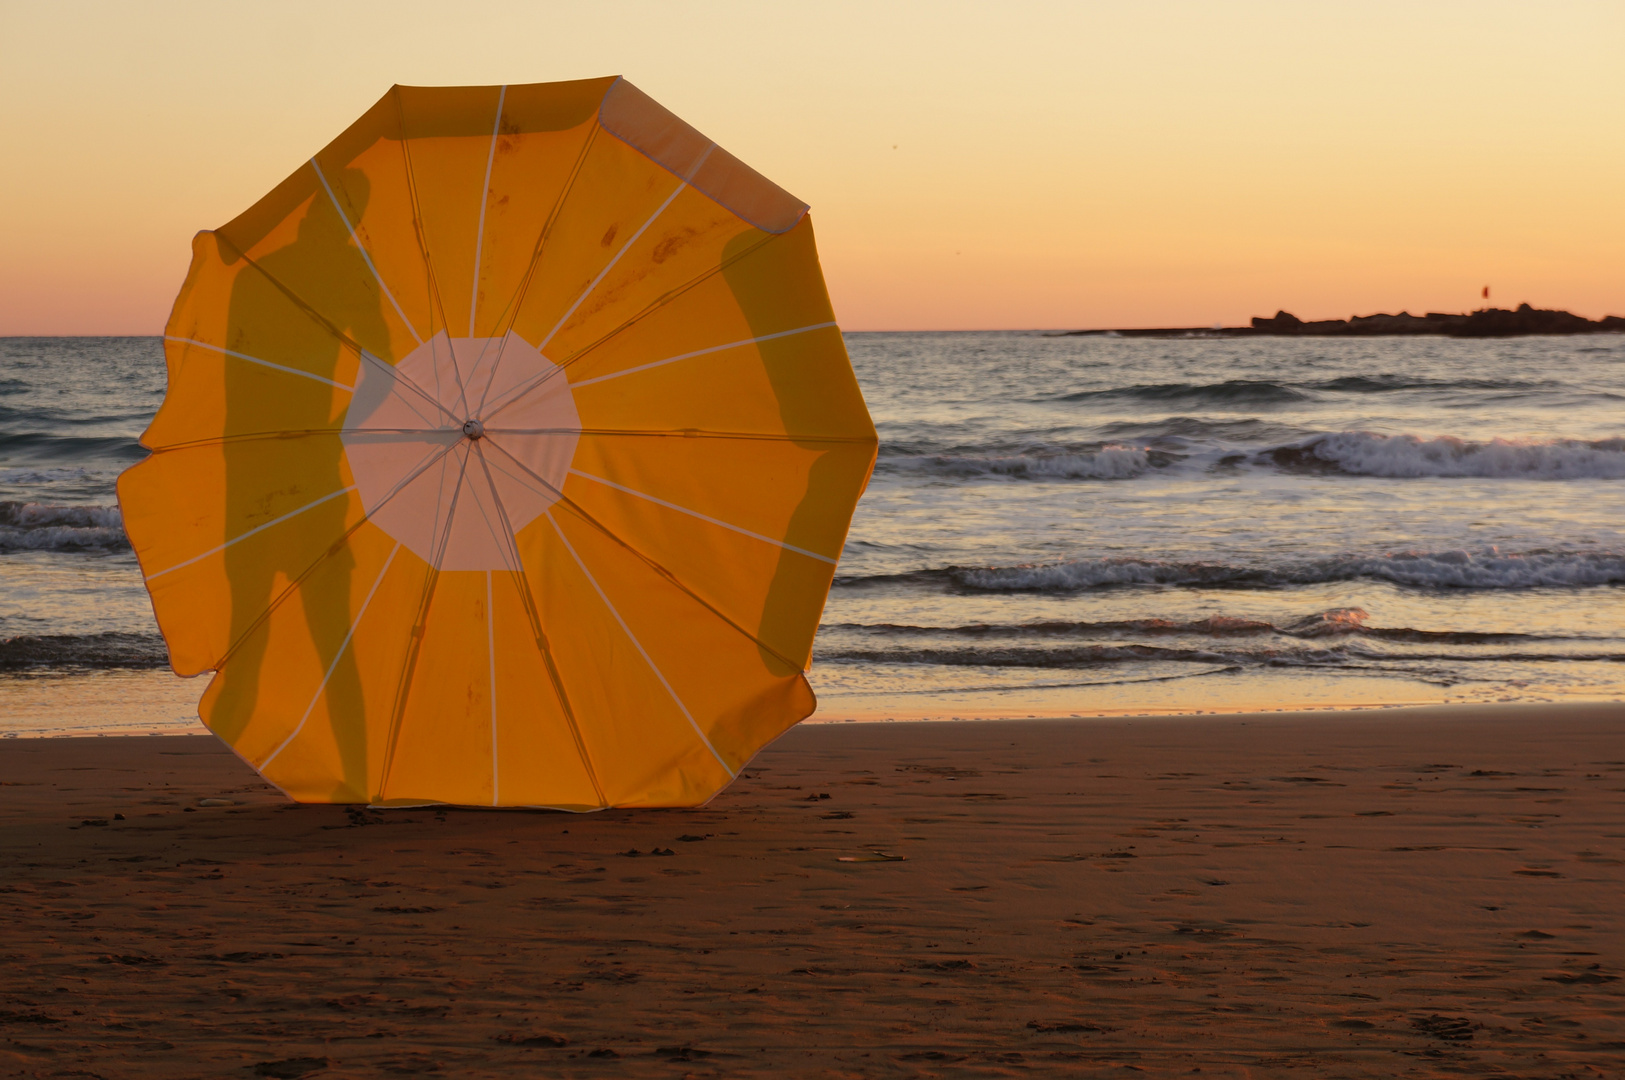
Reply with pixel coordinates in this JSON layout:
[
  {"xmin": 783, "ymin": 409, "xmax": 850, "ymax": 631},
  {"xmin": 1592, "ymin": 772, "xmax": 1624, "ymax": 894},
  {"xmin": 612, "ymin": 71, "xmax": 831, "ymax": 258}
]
[{"xmin": 2, "ymin": 702, "xmax": 1622, "ymax": 1078}]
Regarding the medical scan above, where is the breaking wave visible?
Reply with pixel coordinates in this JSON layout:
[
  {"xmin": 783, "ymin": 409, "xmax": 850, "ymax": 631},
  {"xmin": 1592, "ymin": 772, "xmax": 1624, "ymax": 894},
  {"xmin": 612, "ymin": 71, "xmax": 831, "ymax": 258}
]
[
  {"xmin": 817, "ymin": 642, "xmax": 1625, "ymax": 670},
  {"xmin": 1058, "ymin": 379, "xmax": 1310, "ymax": 406},
  {"xmin": 1054, "ymin": 375, "xmax": 1566, "ymax": 409},
  {"xmin": 0, "ymin": 502, "xmax": 128, "ymax": 552},
  {"xmin": 872, "ymin": 431, "xmax": 1625, "ymax": 483},
  {"xmin": 0, "ymin": 631, "xmax": 168, "ymax": 670},
  {"xmin": 837, "ymin": 549, "xmax": 1625, "ymax": 593},
  {"xmin": 884, "ymin": 445, "xmax": 1163, "ymax": 480},
  {"xmin": 822, "ymin": 609, "xmax": 1554, "ymax": 644},
  {"xmin": 1263, "ymin": 432, "xmax": 1625, "ymax": 479}
]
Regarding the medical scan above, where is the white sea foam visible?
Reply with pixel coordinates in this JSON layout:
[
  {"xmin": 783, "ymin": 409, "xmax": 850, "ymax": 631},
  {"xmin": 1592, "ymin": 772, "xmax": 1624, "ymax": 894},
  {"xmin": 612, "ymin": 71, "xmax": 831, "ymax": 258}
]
[
  {"xmin": 885, "ymin": 431, "xmax": 1625, "ymax": 484},
  {"xmin": 955, "ymin": 558, "xmax": 1236, "ymax": 590},
  {"xmin": 0, "ymin": 502, "xmax": 128, "ymax": 551},
  {"xmin": 1285, "ymin": 432, "xmax": 1625, "ymax": 479},
  {"xmin": 1325, "ymin": 548, "xmax": 1625, "ymax": 588},
  {"xmin": 893, "ymin": 445, "xmax": 1155, "ymax": 480},
  {"xmin": 951, "ymin": 549, "xmax": 1625, "ymax": 592},
  {"xmin": 0, "ymin": 631, "xmax": 167, "ymax": 669}
]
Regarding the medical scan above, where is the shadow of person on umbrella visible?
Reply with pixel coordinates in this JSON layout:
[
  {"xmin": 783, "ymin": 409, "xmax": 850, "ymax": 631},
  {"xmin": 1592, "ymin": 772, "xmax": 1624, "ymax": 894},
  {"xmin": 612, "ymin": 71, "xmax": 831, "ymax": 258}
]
[
  {"xmin": 717, "ymin": 224, "xmax": 877, "ymax": 719},
  {"xmin": 213, "ymin": 167, "xmax": 388, "ymax": 802}
]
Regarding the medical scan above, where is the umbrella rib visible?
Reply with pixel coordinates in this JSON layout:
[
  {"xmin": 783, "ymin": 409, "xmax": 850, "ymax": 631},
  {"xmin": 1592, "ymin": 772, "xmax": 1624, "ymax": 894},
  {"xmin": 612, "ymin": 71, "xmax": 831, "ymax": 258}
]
[
  {"xmin": 545, "ymin": 510, "xmax": 736, "ymax": 779},
  {"xmin": 480, "ymin": 439, "xmax": 808, "ymax": 673},
  {"xmin": 164, "ymin": 336, "xmax": 354, "ymax": 391},
  {"xmin": 311, "ymin": 157, "xmax": 425, "ymax": 346},
  {"xmin": 486, "ymin": 428, "xmax": 872, "ymax": 445},
  {"xmin": 141, "ymin": 428, "xmax": 449, "ymax": 454},
  {"xmin": 462, "ymin": 450, "xmax": 520, "ymax": 572},
  {"xmin": 470, "ymin": 85, "xmax": 506, "ymax": 338},
  {"xmin": 566, "ymin": 468, "xmax": 837, "ymax": 564},
  {"xmin": 257, "ymin": 542, "xmax": 402, "ymax": 769},
  {"xmin": 468, "ymin": 443, "xmax": 524, "ymax": 573},
  {"xmin": 428, "ymin": 443, "xmax": 473, "ymax": 568},
  {"xmin": 567, "ymin": 322, "xmax": 838, "ymax": 389},
  {"xmin": 358, "ymin": 349, "xmax": 458, "ymax": 427},
  {"xmin": 470, "ymin": 442, "xmax": 608, "ymax": 806}
]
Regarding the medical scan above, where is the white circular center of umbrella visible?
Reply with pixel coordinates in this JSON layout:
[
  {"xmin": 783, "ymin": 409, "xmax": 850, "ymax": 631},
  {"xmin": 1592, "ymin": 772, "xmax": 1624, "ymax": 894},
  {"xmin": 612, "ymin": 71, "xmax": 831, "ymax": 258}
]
[{"xmin": 341, "ymin": 333, "xmax": 579, "ymax": 571}]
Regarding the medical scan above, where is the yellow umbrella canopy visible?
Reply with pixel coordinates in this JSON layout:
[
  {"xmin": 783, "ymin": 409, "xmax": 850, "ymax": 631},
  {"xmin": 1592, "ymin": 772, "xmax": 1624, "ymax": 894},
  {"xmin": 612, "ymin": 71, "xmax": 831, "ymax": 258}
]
[{"xmin": 117, "ymin": 77, "xmax": 877, "ymax": 808}]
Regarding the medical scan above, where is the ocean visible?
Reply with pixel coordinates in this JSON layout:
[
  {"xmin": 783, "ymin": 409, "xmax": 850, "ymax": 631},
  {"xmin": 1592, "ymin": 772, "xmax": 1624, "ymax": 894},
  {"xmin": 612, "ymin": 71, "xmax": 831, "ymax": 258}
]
[{"xmin": 2, "ymin": 332, "xmax": 1622, "ymax": 735}]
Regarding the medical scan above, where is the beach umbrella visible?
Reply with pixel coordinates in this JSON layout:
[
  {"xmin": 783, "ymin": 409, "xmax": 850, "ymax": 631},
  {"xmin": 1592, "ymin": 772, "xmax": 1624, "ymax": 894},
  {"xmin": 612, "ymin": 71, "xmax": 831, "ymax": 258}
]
[{"xmin": 118, "ymin": 78, "xmax": 876, "ymax": 808}]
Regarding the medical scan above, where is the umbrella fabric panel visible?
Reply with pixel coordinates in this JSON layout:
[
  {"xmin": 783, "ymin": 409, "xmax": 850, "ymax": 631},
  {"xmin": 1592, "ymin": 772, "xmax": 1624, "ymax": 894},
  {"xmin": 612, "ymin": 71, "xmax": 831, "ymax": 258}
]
[
  {"xmin": 145, "ymin": 336, "xmax": 354, "ymax": 449},
  {"xmin": 298, "ymin": 148, "xmax": 433, "ymax": 360},
  {"xmin": 567, "ymin": 336, "xmax": 860, "ymax": 440},
  {"xmin": 149, "ymin": 235, "xmax": 361, "ymax": 450},
  {"xmin": 117, "ymin": 434, "xmax": 367, "ymax": 678},
  {"xmin": 514, "ymin": 513, "xmax": 738, "ymax": 805},
  {"xmin": 194, "ymin": 525, "xmax": 416, "ymax": 803},
  {"xmin": 519, "ymin": 188, "xmax": 771, "ymax": 372},
  {"xmin": 559, "ymin": 432, "xmax": 870, "ymax": 665},
  {"xmin": 393, "ymin": 82, "xmax": 609, "ymax": 343},
  {"xmin": 597, "ymin": 79, "xmax": 807, "ymax": 236},
  {"xmin": 471, "ymin": 79, "xmax": 619, "ymax": 339},
  {"xmin": 520, "ymin": 507, "xmax": 793, "ymax": 802},
  {"xmin": 220, "ymin": 142, "xmax": 428, "ymax": 367},
  {"xmin": 537, "ymin": 502, "xmax": 814, "ymax": 787},
  {"xmin": 503, "ymin": 137, "xmax": 721, "ymax": 357},
  {"xmin": 392, "ymin": 85, "xmax": 508, "ymax": 343},
  {"xmin": 559, "ymin": 221, "xmax": 870, "ymax": 440},
  {"xmin": 539, "ymin": 499, "xmax": 820, "ymax": 757},
  {"xmin": 551, "ymin": 464, "xmax": 839, "ymax": 681},
  {"xmin": 368, "ymin": 572, "xmax": 490, "ymax": 806},
  {"xmin": 484, "ymin": 569, "xmax": 608, "ymax": 810},
  {"xmin": 565, "ymin": 431, "xmax": 855, "ymax": 553}
]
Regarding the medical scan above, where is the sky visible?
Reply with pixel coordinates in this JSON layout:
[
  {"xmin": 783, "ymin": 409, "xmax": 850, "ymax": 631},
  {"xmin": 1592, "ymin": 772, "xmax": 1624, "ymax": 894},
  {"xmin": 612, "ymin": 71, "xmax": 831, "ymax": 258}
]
[{"xmin": 1, "ymin": 0, "xmax": 1621, "ymax": 334}]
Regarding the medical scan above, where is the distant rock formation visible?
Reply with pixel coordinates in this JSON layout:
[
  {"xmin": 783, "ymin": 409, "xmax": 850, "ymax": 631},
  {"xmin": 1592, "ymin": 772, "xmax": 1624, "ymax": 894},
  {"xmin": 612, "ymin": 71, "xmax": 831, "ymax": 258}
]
[
  {"xmin": 1067, "ymin": 304, "xmax": 1625, "ymax": 338},
  {"xmin": 1250, "ymin": 304, "xmax": 1625, "ymax": 337}
]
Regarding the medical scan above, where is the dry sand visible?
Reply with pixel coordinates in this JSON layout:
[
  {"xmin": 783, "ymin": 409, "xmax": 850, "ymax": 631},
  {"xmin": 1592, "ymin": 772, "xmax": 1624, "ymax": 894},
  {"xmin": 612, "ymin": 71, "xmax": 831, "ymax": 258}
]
[{"xmin": 2, "ymin": 703, "xmax": 1623, "ymax": 1078}]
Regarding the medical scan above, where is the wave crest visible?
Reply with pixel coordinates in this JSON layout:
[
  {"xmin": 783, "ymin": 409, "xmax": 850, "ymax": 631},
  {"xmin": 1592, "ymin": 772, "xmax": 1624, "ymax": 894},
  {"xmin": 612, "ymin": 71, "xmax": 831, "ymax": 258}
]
[
  {"xmin": 1058, "ymin": 379, "xmax": 1310, "ymax": 406},
  {"xmin": 886, "ymin": 445, "xmax": 1159, "ymax": 480},
  {"xmin": 1264, "ymin": 432, "xmax": 1625, "ymax": 479},
  {"xmin": 0, "ymin": 631, "xmax": 168, "ymax": 670},
  {"xmin": 0, "ymin": 502, "xmax": 128, "ymax": 552},
  {"xmin": 841, "ymin": 549, "xmax": 1625, "ymax": 593},
  {"xmin": 818, "ymin": 642, "xmax": 1625, "ymax": 669},
  {"xmin": 873, "ymin": 431, "xmax": 1625, "ymax": 483}
]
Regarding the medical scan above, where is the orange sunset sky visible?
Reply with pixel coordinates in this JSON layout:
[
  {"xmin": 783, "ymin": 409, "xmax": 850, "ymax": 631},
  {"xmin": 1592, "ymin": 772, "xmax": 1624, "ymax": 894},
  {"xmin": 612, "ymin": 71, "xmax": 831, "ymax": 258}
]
[{"xmin": 1, "ymin": 0, "xmax": 1621, "ymax": 335}]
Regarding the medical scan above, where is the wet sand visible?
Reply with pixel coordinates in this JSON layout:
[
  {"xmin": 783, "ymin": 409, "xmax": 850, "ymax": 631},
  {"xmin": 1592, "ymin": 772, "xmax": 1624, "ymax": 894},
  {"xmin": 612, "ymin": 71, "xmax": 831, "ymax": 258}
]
[{"xmin": 2, "ymin": 703, "xmax": 1622, "ymax": 1078}]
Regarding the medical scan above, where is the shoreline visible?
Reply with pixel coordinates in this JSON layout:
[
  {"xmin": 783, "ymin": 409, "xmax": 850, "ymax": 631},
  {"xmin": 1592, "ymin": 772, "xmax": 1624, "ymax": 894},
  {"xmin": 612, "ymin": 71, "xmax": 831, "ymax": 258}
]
[
  {"xmin": 805, "ymin": 698, "xmax": 1625, "ymax": 724},
  {"xmin": 6, "ymin": 687, "xmax": 1623, "ymax": 738}
]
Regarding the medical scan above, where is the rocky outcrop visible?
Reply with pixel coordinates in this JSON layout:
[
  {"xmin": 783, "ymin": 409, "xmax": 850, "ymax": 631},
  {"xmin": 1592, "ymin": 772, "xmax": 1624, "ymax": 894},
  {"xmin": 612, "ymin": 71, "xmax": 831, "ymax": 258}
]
[
  {"xmin": 1248, "ymin": 304, "xmax": 1623, "ymax": 338},
  {"xmin": 1075, "ymin": 304, "xmax": 1625, "ymax": 338}
]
